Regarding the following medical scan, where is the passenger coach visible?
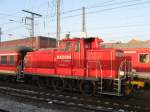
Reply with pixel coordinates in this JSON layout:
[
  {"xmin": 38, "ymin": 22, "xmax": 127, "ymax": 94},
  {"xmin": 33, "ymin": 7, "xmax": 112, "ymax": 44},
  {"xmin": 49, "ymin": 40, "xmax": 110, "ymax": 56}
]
[{"xmin": 0, "ymin": 46, "xmax": 32, "ymax": 80}]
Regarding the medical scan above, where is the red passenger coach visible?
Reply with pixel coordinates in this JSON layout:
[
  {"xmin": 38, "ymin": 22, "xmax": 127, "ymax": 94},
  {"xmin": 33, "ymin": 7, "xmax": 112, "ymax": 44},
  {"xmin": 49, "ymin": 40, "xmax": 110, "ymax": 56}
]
[
  {"xmin": 24, "ymin": 37, "xmax": 132, "ymax": 96},
  {"xmin": 124, "ymin": 48, "xmax": 150, "ymax": 80},
  {"xmin": 0, "ymin": 50, "xmax": 19, "ymax": 75},
  {"xmin": 0, "ymin": 46, "xmax": 32, "ymax": 79}
]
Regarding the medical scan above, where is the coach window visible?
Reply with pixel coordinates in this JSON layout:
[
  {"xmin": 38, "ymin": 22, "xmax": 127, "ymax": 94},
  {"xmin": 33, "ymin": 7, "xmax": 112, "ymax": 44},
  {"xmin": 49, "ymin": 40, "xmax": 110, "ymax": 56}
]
[
  {"xmin": 10, "ymin": 56, "xmax": 15, "ymax": 65},
  {"xmin": 139, "ymin": 54, "xmax": 149, "ymax": 63},
  {"xmin": 1, "ymin": 56, "xmax": 7, "ymax": 64},
  {"xmin": 65, "ymin": 42, "xmax": 71, "ymax": 52},
  {"xmin": 74, "ymin": 42, "xmax": 80, "ymax": 52}
]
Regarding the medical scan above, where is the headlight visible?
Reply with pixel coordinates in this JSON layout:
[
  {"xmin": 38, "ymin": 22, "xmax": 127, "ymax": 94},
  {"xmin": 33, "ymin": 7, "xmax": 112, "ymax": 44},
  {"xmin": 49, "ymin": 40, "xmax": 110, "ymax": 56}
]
[{"xmin": 119, "ymin": 71, "xmax": 125, "ymax": 76}]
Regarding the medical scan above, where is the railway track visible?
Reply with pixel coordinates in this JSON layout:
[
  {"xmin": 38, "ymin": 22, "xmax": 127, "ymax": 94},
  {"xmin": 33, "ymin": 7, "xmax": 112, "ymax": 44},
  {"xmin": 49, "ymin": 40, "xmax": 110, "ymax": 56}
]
[{"xmin": 0, "ymin": 82, "xmax": 149, "ymax": 112}]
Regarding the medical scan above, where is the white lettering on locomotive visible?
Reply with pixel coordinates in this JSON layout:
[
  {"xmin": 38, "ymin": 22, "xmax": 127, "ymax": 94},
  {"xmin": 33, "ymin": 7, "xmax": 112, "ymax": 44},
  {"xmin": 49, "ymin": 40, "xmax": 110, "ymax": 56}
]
[{"xmin": 57, "ymin": 55, "xmax": 71, "ymax": 59}]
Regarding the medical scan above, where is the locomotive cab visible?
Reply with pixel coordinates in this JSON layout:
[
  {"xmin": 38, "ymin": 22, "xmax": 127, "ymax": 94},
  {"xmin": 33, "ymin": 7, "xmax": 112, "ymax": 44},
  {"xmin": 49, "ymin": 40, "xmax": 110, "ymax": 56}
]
[
  {"xmin": 59, "ymin": 37, "xmax": 103, "ymax": 50},
  {"xmin": 56, "ymin": 37, "xmax": 104, "ymax": 77}
]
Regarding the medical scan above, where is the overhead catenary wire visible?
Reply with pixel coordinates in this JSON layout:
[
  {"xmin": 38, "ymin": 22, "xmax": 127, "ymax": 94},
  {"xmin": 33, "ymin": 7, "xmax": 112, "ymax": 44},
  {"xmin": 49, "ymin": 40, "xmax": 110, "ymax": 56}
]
[
  {"xmin": 35, "ymin": 23, "xmax": 150, "ymax": 36},
  {"xmin": 40, "ymin": 0, "xmax": 118, "ymax": 17},
  {"xmin": 86, "ymin": 0, "xmax": 145, "ymax": 10},
  {"xmin": 0, "ymin": 0, "xmax": 150, "ymax": 24},
  {"xmin": 61, "ymin": 0, "xmax": 119, "ymax": 15},
  {"xmin": 0, "ymin": 0, "xmax": 149, "ymax": 20},
  {"xmin": 2, "ymin": 21, "xmax": 40, "ymax": 34},
  {"xmin": 41, "ymin": 0, "xmax": 149, "ymax": 18},
  {"xmin": 87, "ymin": 0, "xmax": 150, "ymax": 15},
  {"xmin": 23, "ymin": 0, "xmax": 150, "ymax": 29},
  {"xmin": 1, "ymin": 0, "xmax": 150, "ymax": 41},
  {"xmin": 60, "ymin": 0, "xmax": 143, "ymax": 15},
  {"xmin": 31, "ymin": 0, "xmax": 150, "ymax": 36},
  {"xmin": 0, "ymin": 1, "xmax": 50, "ymax": 18},
  {"xmin": 62, "ymin": 0, "xmax": 150, "ymax": 19},
  {"xmin": 3, "ymin": 20, "xmax": 150, "ymax": 35}
]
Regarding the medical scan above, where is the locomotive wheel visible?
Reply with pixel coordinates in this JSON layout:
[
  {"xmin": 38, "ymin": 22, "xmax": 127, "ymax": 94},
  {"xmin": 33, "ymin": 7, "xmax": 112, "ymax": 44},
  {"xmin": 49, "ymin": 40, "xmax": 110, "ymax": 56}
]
[
  {"xmin": 80, "ymin": 80, "xmax": 95, "ymax": 96},
  {"xmin": 37, "ymin": 78, "xmax": 46, "ymax": 89},
  {"xmin": 51, "ymin": 78, "xmax": 64, "ymax": 91},
  {"xmin": 45, "ymin": 78, "xmax": 51, "ymax": 88}
]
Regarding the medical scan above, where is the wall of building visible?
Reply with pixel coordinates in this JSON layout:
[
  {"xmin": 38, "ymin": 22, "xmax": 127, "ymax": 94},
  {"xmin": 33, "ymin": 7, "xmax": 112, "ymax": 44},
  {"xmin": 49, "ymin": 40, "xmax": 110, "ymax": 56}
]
[{"xmin": 0, "ymin": 36, "xmax": 56, "ymax": 49}]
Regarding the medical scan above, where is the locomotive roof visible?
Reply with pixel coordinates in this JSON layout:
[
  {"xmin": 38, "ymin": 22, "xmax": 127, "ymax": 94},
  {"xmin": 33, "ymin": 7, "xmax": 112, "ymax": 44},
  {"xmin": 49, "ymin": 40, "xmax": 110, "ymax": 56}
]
[
  {"xmin": 62, "ymin": 37, "xmax": 103, "ymax": 42},
  {"xmin": 0, "ymin": 46, "xmax": 33, "ymax": 53}
]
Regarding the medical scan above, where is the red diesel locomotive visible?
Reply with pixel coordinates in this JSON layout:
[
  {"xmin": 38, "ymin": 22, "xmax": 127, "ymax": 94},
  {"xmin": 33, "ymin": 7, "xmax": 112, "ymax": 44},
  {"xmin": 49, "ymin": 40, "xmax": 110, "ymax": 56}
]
[{"xmin": 0, "ymin": 37, "xmax": 132, "ymax": 96}]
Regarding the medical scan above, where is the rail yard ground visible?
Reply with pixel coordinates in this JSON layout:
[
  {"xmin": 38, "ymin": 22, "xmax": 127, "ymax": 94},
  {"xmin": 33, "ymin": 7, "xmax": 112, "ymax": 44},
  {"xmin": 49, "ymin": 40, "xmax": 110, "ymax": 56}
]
[
  {"xmin": 0, "ymin": 84, "xmax": 149, "ymax": 112},
  {"xmin": 0, "ymin": 93, "xmax": 91, "ymax": 112}
]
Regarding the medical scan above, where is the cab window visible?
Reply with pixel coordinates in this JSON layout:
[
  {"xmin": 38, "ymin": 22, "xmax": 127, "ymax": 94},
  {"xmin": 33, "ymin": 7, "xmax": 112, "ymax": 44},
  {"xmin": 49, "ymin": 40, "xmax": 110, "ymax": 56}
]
[
  {"xmin": 65, "ymin": 42, "xmax": 71, "ymax": 52},
  {"xmin": 74, "ymin": 42, "xmax": 80, "ymax": 52},
  {"xmin": 139, "ymin": 54, "xmax": 149, "ymax": 63},
  {"xmin": 10, "ymin": 56, "xmax": 15, "ymax": 65},
  {"xmin": 1, "ymin": 56, "xmax": 7, "ymax": 64}
]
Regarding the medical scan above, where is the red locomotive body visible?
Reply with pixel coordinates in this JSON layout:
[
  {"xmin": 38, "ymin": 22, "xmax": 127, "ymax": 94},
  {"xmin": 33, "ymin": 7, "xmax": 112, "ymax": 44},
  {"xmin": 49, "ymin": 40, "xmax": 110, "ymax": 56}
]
[
  {"xmin": 24, "ymin": 49, "xmax": 55, "ymax": 76},
  {"xmin": 24, "ymin": 37, "xmax": 131, "ymax": 96},
  {"xmin": 24, "ymin": 38, "xmax": 125, "ymax": 79}
]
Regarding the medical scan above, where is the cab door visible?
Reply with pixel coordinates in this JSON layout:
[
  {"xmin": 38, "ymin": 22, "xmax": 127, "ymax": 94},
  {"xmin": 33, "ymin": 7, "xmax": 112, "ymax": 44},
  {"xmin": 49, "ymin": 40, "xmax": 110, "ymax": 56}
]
[
  {"xmin": 55, "ymin": 42, "xmax": 72, "ymax": 77},
  {"xmin": 72, "ymin": 41, "xmax": 84, "ymax": 77}
]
